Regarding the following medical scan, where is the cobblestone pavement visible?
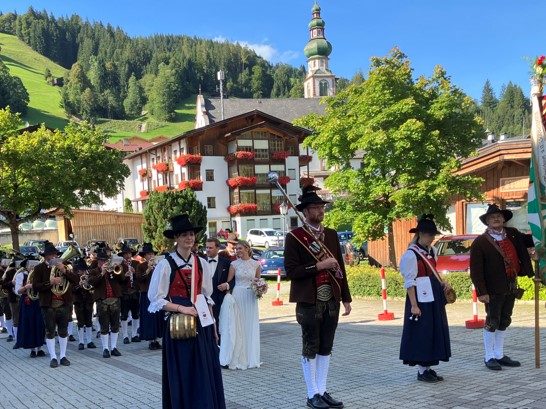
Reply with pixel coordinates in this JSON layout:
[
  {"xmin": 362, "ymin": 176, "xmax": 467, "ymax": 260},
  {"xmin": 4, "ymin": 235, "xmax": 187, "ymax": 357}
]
[{"xmin": 1, "ymin": 289, "xmax": 546, "ymax": 408}]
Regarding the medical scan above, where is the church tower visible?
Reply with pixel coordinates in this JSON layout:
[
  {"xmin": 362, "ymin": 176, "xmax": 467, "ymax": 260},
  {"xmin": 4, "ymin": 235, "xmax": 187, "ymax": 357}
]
[{"xmin": 303, "ymin": 2, "xmax": 336, "ymax": 98}]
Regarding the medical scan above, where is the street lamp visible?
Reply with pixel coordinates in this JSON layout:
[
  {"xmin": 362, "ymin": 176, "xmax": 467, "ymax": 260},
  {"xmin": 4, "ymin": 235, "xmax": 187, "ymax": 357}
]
[{"xmin": 279, "ymin": 201, "xmax": 288, "ymax": 242}]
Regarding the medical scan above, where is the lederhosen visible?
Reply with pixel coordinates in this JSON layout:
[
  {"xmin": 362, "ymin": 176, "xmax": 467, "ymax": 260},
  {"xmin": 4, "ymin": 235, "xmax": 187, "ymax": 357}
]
[
  {"xmin": 120, "ymin": 259, "xmax": 140, "ymax": 321},
  {"xmin": 73, "ymin": 275, "xmax": 94, "ymax": 329}
]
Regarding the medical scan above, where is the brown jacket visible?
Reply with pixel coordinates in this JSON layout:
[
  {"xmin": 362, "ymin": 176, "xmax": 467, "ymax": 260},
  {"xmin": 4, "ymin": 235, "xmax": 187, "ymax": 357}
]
[
  {"xmin": 135, "ymin": 260, "xmax": 153, "ymax": 292},
  {"xmin": 470, "ymin": 227, "xmax": 534, "ymax": 296},
  {"xmin": 284, "ymin": 226, "xmax": 352, "ymax": 304},
  {"xmin": 88, "ymin": 267, "xmax": 125, "ymax": 301},
  {"xmin": 32, "ymin": 261, "xmax": 79, "ymax": 307}
]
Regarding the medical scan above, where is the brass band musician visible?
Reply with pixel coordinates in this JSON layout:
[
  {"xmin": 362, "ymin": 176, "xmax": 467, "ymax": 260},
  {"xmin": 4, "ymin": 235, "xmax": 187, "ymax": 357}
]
[
  {"xmin": 118, "ymin": 243, "xmax": 141, "ymax": 344},
  {"xmin": 72, "ymin": 258, "xmax": 96, "ymax": 350},
  {"xmin": 0, "ymin": 260, "xmax": 17, "ymax": 343}
]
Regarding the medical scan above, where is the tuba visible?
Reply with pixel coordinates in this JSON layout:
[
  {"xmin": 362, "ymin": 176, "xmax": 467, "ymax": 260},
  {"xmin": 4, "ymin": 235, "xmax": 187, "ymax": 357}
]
[{"xmin": 50, "ymin": 245, "xmax": 80, "ymax": 297}]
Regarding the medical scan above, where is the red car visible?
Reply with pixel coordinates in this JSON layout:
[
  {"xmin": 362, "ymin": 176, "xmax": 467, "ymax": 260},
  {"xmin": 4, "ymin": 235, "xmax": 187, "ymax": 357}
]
[{"xmin": 434, "ymin": 234, "xmax": 478, "ymax": 274}]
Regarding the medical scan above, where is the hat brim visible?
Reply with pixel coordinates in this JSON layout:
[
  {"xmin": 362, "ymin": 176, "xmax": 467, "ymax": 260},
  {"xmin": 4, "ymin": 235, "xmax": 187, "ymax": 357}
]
[
  {"xmin": 163, "ymin": 226, "xmax": 203, "ymax": 239},
  {"xmin": 408, "ymin": 227, "xmax": 442, "ymax": 235},
  {"xmin": 117, "ymin": 250, "xmax": 137, "ymax": 257},
  {"xmin": 479, "ymin": 210, "xmax": 513, "ymax": 225},
  {"xmin": 296, "ymin": 200, "xmax": 330, "ymax": 211},
  {"xmin": 138, "ymin": 250, "xmax": 157, "ymax": 257},
  {"xmin": 40, "ymin": 250, "xmax": 62, "ymax": 256}
]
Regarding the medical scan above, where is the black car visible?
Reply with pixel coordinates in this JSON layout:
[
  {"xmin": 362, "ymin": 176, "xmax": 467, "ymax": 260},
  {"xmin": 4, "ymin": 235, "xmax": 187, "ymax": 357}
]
[{"xmin": 19, "ymin": 245, "xmax": 41, "ymax": 260}]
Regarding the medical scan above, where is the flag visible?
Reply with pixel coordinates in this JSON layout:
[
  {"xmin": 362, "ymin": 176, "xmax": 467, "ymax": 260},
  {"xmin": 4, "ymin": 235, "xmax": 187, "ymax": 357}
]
[{"xmin": 528, "ymin": 85, "xmax": 546, "ymax": 283}]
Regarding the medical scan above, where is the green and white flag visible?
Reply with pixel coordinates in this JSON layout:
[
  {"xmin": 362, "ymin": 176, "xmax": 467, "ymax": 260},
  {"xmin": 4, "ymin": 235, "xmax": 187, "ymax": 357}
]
[{"xmin": 528, "ymin": 85, "xmax": 546, "ymax": 283}]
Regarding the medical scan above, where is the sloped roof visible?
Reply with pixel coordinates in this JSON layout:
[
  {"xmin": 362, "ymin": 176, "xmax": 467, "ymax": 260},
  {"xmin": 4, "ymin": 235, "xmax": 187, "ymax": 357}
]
[{"xmin": 205, "ymin": 97, "xmax": 325, "ymax": 124}]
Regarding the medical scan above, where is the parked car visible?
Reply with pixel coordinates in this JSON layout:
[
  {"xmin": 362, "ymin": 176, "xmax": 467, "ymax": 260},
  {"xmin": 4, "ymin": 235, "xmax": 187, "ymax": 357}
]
[
  {"xmin": 116, "ymin": 238, "xmax": 140, "ymax": 251},
  {"xmin": 434, "ymin": 234, "xmax": 479, "ymax": 274},
  {"xmin": 258, "ymin": 247, "xmax": 286, "ymax": 278},
  {"xmin": 19, "ymin": 245, "xmax": 41, "ymax": 260},
  {"xmin": 85, "ymin": 240, "xmax": 109, "ymax": 255},
  {"xmin": 340, "ymin": 242, "xmax": 360, "ymax": 266},
  {"xmin": 23, "ymin": 239, "xmax": 48, "ymax": 252},
  {"xmin": 337, "ymin": 231, "xmax": 354, "ymax": 243},
  {"xmin": 56, "ymin": 240, "xmax": 82, "ymax": 255},
  {"xmin": 246, "ymin": 228, "xmax": 284, "ymax": 248}
]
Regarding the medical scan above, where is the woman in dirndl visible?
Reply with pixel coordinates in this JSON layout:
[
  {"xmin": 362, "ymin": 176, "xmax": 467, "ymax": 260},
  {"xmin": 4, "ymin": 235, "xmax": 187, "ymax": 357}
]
[
  {"xmin": 399, "ymin": 214, "xmax": 451, "ymax": 383},
  {"xmin": 14, "ymin": 260, "xmax": 45, "ymax": 358},
  {"xmin": 148, "ymin": 214, "xmax": 225, "ymax": 409},
  {"xmin": 136, "ymin": 242, "xmax": 164, "ymax": 350}
]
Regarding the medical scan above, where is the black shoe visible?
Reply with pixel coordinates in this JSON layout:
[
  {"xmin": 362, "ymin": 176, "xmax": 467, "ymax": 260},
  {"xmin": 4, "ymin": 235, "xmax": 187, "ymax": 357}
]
[
  {"xmin": 37, "ymin": 350, "xmax": 45, "ymax": 357},
  {"xmin": 12, "ymin": 343, "xmax": 20, "ymax": 349},
  {"xmin": 96, "ymin": 332, "xmax": 100, "ymax": 339},
  {"xmin": 484, "ymin": 358, "xmax": 502, "ymax": 370},
  {"xmin": 496, "ymin": 355, "xmax": 521, "ymax": 367},
  {"xmin": 307, "ymin": 393, "xmax": 329, "ymax": 409},
  {"xmin": 103, "ymin": 349, "xmax": 110, "ymax": 358},
  {"xmin": 87, "ymin": 342, "xmax": 96, "ymax": 349},
  {"xmin": 78, "ymin": 343, "xmax": 85, "ymax": 350},
  {"xmin": 60, "ymin": 357, "xmax": 70, "ymax": 366},
  {"xmin": 149, "ymin": 342, "xmax": 156, "ymax": 350},
  {"xmin": 111, "ymin": 348, "xmax": 122, "ymax": 357},
  {"xmin": 30, "ymin": 350, "xmax": 37, "ymax": 358},
  {"xmin": 131, "ymin": 336, "xmax": 141, "ymax": 342},
  {"xmin": 1, "ymin": 327, "xmax": 7, "ymax": 333},
  {"xmin": 123, "ymin": 337, "xmax": 130, "ymax": 344},
  {"xmin": 68, "ymin": 335, "xmax": 76, "ymax": 342},
  {"xmin": 417, "ymin": 370, "xmax": 439, "ymax": 383},
  {"xmin": 427, "ymin": 368, "xmax": 444, "ymax": 381},
  {"xmin": 6, "ymin": 335, "xmax": 13, "ymax": 342},
  {"xmin": 321, "ymin": 392, "xmax": 344, "ymax": 408},
  {"xmin": 50, "ymin": 359, "xmax": 58, "ymax": 368},
  {"xmin": 155, "ymin": 341, "xmax": 162, "ymax": 349}
]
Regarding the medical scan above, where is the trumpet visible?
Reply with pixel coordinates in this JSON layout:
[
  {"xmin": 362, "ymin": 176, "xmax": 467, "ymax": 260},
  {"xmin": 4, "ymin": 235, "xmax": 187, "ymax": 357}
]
[{"xmin": 105, "ymin": 256, "xmax": 123, "ymax": 274}]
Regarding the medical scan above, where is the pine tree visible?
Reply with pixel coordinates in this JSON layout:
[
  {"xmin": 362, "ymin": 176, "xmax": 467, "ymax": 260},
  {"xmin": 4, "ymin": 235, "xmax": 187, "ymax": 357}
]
[{"xmin": 123, "ymin": 73, "xmax": 145, "ymax": 117}]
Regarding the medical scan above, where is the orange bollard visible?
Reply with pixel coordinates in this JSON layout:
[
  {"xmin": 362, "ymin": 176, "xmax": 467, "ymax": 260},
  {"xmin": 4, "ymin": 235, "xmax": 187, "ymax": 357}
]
[
  {"xmin": 271, "ymin": 268, "xmax": 283, "ymax": 306},
  {"xmin": 465, "ymin": 283, "xmax": 484, "ymax": 329},
  {"xmin": 378, "ymin": 267, "xmax": 395, "ymax": 320}
]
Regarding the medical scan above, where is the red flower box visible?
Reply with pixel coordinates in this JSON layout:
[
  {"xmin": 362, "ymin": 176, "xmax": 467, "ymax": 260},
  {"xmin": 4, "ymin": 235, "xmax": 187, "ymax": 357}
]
[
  {"xmin": 278, "ymin": 176, "xmax": 290, "ymax": 185},
  {"xmin": 272, "ymin": 151, "xmax": 290, "ymax": 160},
  {"xmin": 152, "ymin": 162, "xmax": 168, "ymax": 172},
  {"xmin": 178, "ymin": 179, "xmax": 203, "ymax": 191},
  {"xmin": 299, "ymin": 155, "xmax": 313, "ymax": 164},
  {"xmin": 139, "ymin": 190, "xmax": 149, "ymax": 197},
  {"xmin": 138, "ymin": 168, "xmax": 148, "ymax": 176},
  {"xmin": 225, "ymin": 151, "xmax": 255, "ymax": 162},
  {"xmin": 227, "ymin": 176, "xmax": 257, "ymax": 188},
  {"xmin": 300, "ymin": 177, "xmax": 315, "ymax": 188},
  {"xmin": 176, "ymin": 154, "xmax": 202, "ymax": 167},
  {"xmin": 154, "ymin": 185, "xmax": 168, "ymax": 192},
  {"xmin": 227, "ymin": 204, "xmax": 258, "ymax": 215}
]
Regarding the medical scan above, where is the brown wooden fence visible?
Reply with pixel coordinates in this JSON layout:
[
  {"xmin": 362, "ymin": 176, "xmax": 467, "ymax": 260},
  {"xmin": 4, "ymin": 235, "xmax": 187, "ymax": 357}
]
[{"xmin": 367, "ymin": 219, "xmax": 415, "ymax": 268}]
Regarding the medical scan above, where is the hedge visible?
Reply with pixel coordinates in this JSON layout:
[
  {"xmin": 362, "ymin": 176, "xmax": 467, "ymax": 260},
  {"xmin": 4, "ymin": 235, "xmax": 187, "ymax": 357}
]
[{"xmin": 346, "ymin": 265, "xmax": 546, "ymax": 301}]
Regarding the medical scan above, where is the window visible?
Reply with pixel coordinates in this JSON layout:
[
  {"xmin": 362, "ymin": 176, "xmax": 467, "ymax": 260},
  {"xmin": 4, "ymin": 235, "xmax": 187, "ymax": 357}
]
[
  {"xmin": 239, "ymin": 164, "xmax": 254, "ymax": 177},
  {"xmin": 208, "ymin": 222, "xmax": 217, "ymax": 237},
  {"xmin": 259, "ymin": 218, "xmax": 268, "ymax": 228},
  {"xmin": 189, "ymin": 169, "xmax": 200, "ymax": 180},
  {"xmin": 288, "ymin": 168, "xmax": 296, "ymax": 180},
  {"xmin": 190, "ymin": 146, "xmax": 199, "ymax": 154},
  {"xmin": 269, "ymin": 138, "xmax": 283, "ymax": 153},
  {"xmin": 206, "ymin": 169, "xmax": 214, "ymax": 181},
  {"xmin": 207, "ymin": 197, "xmax": 216, "ymax": 209},
  {"xmin": 319, "ymin": 80, "xmax": 329, "ymax": 96},
  {"xmin": 272, "ymin": 218, "xmax": 281, "ymax": 229},
  {"xmin": 204, "ymin": 145, "xmax": 213, "ymax": 155},
  {"xmin": 256, "ymin": 190, "xmax": 271, "ymax": 213},
  {"xmin": 240, "ymin": 190, "xmax": 255, "ymax": 204},
  {"xmin": 247, "ymin": 219, "xmax": 256, "ymax": 230},
  {"xmin": 174, "ymin": 174, "xmax": 180, "ymax": 184},
  {"xmin": 173, "ymin": 149, "xmax": 178, "ymax": 158},
  {"xmin": 254, "ymin": 140, "xmax": 269, "ymax": 160},
  {"xmin": 255, "ymin": 164, "xmax": 269, "ymax": 185}
]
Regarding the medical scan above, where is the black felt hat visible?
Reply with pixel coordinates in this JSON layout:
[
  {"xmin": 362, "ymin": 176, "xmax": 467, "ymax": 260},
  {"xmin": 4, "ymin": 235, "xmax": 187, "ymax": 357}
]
[
  {"xmin": 117, "ymin": 242, "xmax": 137, "ymax": 257},
  {"xmin": 73, "ymin": 258, "xmax": 88, "ymax": 271},
  {"xmin": 479, "ymin": 204, "xmax": 513, "ymax": 225},
  {"xmin": 409, "ymin": 214, "xmax": 442, "ymax": 235},
  {"xmin": 95, "ymin": 249, "xmax": 110, "ymax": 260},
  {"xmin": 163, "ymin": 214, "xmax": 203, "ymax": 239},
  {"xmin": 138, "ymin": 242, "xmax": 157, "ymax": 257},
  {"xmin": 295, "ymin": 185, "xmax": 330, "ymax": 211},
  {"xmin": 40, "ymin": 241, "xmax": 62, "ymax": 256}
]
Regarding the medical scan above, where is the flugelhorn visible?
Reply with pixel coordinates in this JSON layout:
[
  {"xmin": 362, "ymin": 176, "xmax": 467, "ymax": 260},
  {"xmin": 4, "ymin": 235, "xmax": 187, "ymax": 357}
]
[{"xmin": 105, "ymin": 255, "xmax": 123, "ymax": 274}]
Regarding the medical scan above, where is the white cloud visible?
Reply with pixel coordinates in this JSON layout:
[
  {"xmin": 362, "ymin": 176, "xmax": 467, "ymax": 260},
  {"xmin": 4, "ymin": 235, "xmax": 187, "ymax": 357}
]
[{"xmin": 212, "ymin": 36, "xmax": 299, "ymax": 64}]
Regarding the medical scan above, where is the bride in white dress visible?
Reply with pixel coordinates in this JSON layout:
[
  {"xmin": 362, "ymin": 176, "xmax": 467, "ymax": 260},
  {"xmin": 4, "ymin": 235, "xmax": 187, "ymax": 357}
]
[{"xmin": 219, "ymin": 240, "xmax": 261, "ymax": 369}]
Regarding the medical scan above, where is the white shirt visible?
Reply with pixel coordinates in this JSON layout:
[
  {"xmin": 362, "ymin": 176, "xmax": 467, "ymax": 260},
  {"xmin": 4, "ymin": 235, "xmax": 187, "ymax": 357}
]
[
  {"xmin": 147, "ymin": 252, "xmax": 213, "ymax": 313},
  {"xmin": 399, "ymin": 245, "xmax": 438, "ymax": 289},
  {"xmin": 14, "ymin": 270, "xmax": 28, "ymax": 295}
]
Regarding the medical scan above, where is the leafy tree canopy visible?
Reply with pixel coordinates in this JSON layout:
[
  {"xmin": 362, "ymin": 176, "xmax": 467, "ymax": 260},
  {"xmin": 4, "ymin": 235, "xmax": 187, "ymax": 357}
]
[
  {"xmin": 142, "ymin": 189, "xmax": 207, "ymax": 252},
  {"xmin": 0, "ymin": 108, "xmax": 130, "ymax": 248},
  {"xmin": 295, "ymin": 47, "xmax": 485, "ymax": 267}
]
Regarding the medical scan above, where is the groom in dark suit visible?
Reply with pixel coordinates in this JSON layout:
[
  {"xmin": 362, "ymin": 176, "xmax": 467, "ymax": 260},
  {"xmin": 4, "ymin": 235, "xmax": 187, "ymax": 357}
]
[{"xmin": 205, "ymin": 238, "xmax": 234, "ymax": 331}]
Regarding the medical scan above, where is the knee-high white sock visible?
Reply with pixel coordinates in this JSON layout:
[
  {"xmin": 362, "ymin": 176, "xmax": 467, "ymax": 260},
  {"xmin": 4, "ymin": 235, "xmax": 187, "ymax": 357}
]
[
  {"xmin": 5, "ymin": 319, "xmax": 13, "ymax": 336},
  {"xmin": 13, "ymin": 326, "xmax": 17, "ymax": 338},
  {"xmin": 46, "ymin": 338, "xmax": 57, "ymax": 360},
  {"xmin": 110, "ymin": 332, "xmax": 119, "ymax": 350},
  {"xmin": 78, "ymin": 327, "xmax": 85, "ymax": 343},
  {"xmin": 484, "ymin": 330, "xmax": 495, "ymax": 361},
  {"xmin": 101, "ymin": 334, "xmax": 109, "ymax": 351},
  {"xmin": 0, "ymin": 315, "xmax": 5, "ymax": 327},
  {"xmin": 59, "ymin": 336, "xmax": 68, "ymax": 359},
  {"xmin": 67, "ymin": 321, "xmax": 73, "ymax": 336},
  {"xmin": 301, "ymin": 356, "xmax": 319, "ymax": 399},
  {"xmin": 95, "ymin": 318, "xmax": 101, "ymax": 333},
  {"xmin": 131, "ymin": 319, "xmax": 140, "ymax": 337},
  {"xmin": 121, "ymin": 321, "xmax": 128, "ymax": 338},
  {"xmin": 86, "ymin": 326, "xmax": 93, "ymax": 344},
  {"xmin": 494, "ymin": 329, "xmax": 507, "ymax": 359},
  {"xmin": 315, "ymin": 354, "xmax": 330, "ymax": 395}
]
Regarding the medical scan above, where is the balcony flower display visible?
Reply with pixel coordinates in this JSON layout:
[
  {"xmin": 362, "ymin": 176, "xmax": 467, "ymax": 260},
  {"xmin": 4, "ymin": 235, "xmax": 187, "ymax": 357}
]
[
  {"xmin": 225, "ymin": 151, "xmax": 255, "ymax": 162},
  {"xmin": 272, "ymin": 151, "xmax": 290, "ymax": 160},
  {"xmin": 227, "ymin": 176, "xmax": 257, "ymax": 188},
  {"xmin": 152, "ymin": 162, "xmax": 168, "ymax": 172},
  {"xmin": 138, "ymin": 168, "xmax": 148, "ymax": 176},
  {"xmin": 176, "ymin": 154, "xmax": 202, "ymax": 167},
  {"xmin": 178, "ymin": 179, "xmax": 203, "ymax": 191},
  {"xmin": 154, "ymin": 185, "xmax": 168, "ymax": 192},
  {"xmin": 278, "ymin": 176, "xmax": 290, "ymax": 185},
  {"xmin": 299, "ymin": 155, "xmax": 313, "ymax": 165},
  {"xmin": 300, "ymin": 177, "xmax": 315, "ymax": 188},
  {"xmin": 139, "ymin": 190, "xmax": 149, "ymax": 198},
  {"xmin": 227, "ymin": 203, "xmax": 258, "ymax": 215}
]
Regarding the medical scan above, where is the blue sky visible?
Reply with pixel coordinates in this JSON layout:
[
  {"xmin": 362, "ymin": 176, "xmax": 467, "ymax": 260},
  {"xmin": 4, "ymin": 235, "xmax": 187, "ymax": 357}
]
[{"xmin": 5, "ymin": 0, "xmax": 546, "ymax": 100}]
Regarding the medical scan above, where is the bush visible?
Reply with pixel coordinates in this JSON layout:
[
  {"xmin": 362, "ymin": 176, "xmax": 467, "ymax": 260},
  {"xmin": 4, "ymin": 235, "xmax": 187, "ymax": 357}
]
[{"xmin": 346, "ymin": 265, "xmax": 546, "ymax": 300}]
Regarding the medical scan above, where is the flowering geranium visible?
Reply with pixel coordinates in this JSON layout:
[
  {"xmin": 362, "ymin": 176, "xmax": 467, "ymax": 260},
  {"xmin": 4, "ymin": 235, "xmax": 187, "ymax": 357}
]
[
  {"xmin": 225, "ymin": 151, "xmax": 255, "ymax": 162},
  {"xmin": 278, "ymin": 176, "xmax": 290, "ymax": 185},
  {"xmin": 227, "ymin": 204, "xmax": 258, "ymax": 215},
  {"xmin": 272, "ymin": 151, "xmax": 290, "ymax": 160},
  {"xmin": 138, "ymin": 168, "xmax": 148, "ymax": 176},
  {"xmin": 533, "ymin": 55, "xmax": 546, "ymax": 88},
  {"xmin": 227, "ymin": 176, "xmax": 257, "ymax": 187},
  {"xmin": 154, "ymin": 185, "xmax": 168, "ymax": 192},
  {"xmin": 152, "ymin": 162, "xmax": 168, "ymax": 172},
  {"xmin": 176, "ymin": 154, "xmax": 202, "ymax": 167},
  {"xmin": 178, "ymin": 180, "xmax": 203, "ymax": 191},
  {"xmin": 139, "ymin": 190, "xmax": 148, "ymax": 197},
  {"xmin": 250, "ymin": 278, "xmax": 268, "ymax": 299}
]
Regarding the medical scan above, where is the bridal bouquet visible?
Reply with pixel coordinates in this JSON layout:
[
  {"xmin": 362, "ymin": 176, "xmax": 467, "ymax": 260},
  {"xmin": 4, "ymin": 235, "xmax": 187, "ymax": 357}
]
[{"xmin": 250, "ymin": 278, "xmax": 268, "ymax": 299}]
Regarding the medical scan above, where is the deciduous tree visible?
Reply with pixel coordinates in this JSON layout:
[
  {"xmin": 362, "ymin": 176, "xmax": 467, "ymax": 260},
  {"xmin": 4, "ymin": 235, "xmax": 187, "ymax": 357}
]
[{"xmin": 295, "ymin": 47, "xmax": 484, "ymax": 268}]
